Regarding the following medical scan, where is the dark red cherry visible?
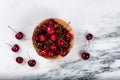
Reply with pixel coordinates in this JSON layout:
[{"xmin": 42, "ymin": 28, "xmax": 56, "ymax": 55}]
[
  {"xmin": 41, "ymin": 24, "xmax": 48, "ymax": 30},
  {"xmin": 54, "ymin": 24, "xmax": 59, "ymax": 28},
  {"xmin": 37, "ymin": 42, "xmax": 43, "ymax": 47},
  {"xmin": 46, "ymin": 26, "xmax": 55, "ymax": 34},
  {"xmin": 39, "ymin": 50, "xmax": 47, "ymax": 57},
  {"xmin": 50, "ymin": 34, "xmax": 57, "ymax": 41},
  {"xmin": 65, "ymin": 32, "xmax": 72, "ymax": 40},
  {"xmin": 39, "ymin": 34, "xmax": 46, "ymax": 42},
  {"xmin": 11, "ymin": 44, "xmax": 19, "ymax": 52},
  {"xmin": 55, "ymin": 27, "xmax": 61, "ymax": 34},
  {"xmin": 43, "ymin": 45, "xmax": 49, "ymax": 51},
  {"xmin": 57, "ymin": 39, "xmax": 65, "ymax": 47},
  {"xmin": 64, "ymin": 43, "xmax": 69, "ymax": 49},
  {"xmin": 60, "ymin": 49, "xmax": 68, "ymax": 57},
  {"xmin": 16, "ymin": 56, "xmax": 23, "ymax": 64},
  {"xmin": 48, "ymin": 19, "xmax": 54, "ymax": 26},
  {"xmin": 28, "ymin": 59, "xmax": 36, "ymax": 67},
  {"xmin": 48, "ymin": 51, "xmax": 54, "ymax": 57},
  {"xmin": 81, "ymin": 52, "xmax": 90, "ymax": 60},
  {"xmin": 32, "ymin": 35, "xmax": 39, "ymax": 41},
  {"xmin": 50, "ymin": 45, "xmax": 57, "ymax": 51},
  {"xmin": 63, "ymin": 29, "xmax": 68, "ymax": 34},
  {"xmin": 56, "ymin": 50, "xmax": 60, "ymax": 55},
  {"xmin": 86, "ymin": 33, "xmax": 93, "ymax": 40},
  {"xmin": 48, "ymin": 40, "xmax": 53, "ymax": 44},
  {"xmin": 15, "ymin": 32, "xmax": 24, "ymax": 40},
  {"xmin": 35, "ymin": 27, "xmax": 42, "ymax": 34}
]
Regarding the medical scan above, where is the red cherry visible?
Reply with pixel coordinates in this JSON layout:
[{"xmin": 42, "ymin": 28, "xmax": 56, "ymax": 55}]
[
  {"xmin": 8, "ymin": 26, "xmax": 24, "ymax": 40},
  {"xmin": 32, "ymin": 35, "xmax": 39, "ymax": 41},
  {"xmin": 55, "ymin": 27, "xmax": 61, "ymax": 34},
  {"xmin": 37, "ymin": 42, "xmax": 43, "ymax": 47},
  {"xmin": 54, "ymin": 24, "xmax": 59, "ymax": 28},
  {"xmin": 28, "ymin": 59, "xmax": 36, "ymax": 67},
  {"xmin": 81, "ymin": 52, "xmax": 90, "ymax": 60},
  {"xmin": 56, "ymin": 50, "xmax": 60, "ymax": 55},
  {"xmin": 35, "ymin": 27, "xmax": 42, "ymax": 34},
  {"xmin": 65, "ymin": 32, "xmax": 72, "ymax": 40},
  {"xmin": 43, "ymin": 45, "xmax": 49, "ymax": 51},
  {"xmin": 48, "ymin": 51, "xmax": 54, "ymax": 57},
  {"xmin": 15, "ymin": 32, "xmax": 24, "ymax": 40},
  {"xmin": 60, "ymin": 49, "xmax": 68, "ymax": 57},
  {"xmin": 64, "ymin": 43, "xmax": 69, "ymax": 49},
  {"xmin": 11, "ymin": 44, "xmax": 19, "ymax": 52},
  {"xmin": 48, "ymin": 40, "xmax": 53, "ymax": 44},
  {"xmin": 50, "ymin": 45, "xmax": 57, "ymax": 51},
  {"xmin": 63, "ymin": 29, "xmax": 68, "ymax": 34},
  {"xmin": 16, "ymin": 56, "xmax": 23, "ymax": 64},
  {"xmin": 39, "ymin": 50, "xmax": 47, "ymax": 57},
  {"xmin": 57, "ymin": 39, "xmax": 65, "ymax": 47},
  {"xmin": 39, "ymin": 34, "xmax": 46, "ymax": 42},
  {"xmin": 86, "ymin": 33, "xmax": 93, "ymax": 40},
  {"xmin": 50, "ymin": 34, "xmax": 57, "ymax": 41},
  {"xmin": 46, "ymin": 26, "xmax": 55, "ymax": 34},
  {"xmin": 41, "ymin": 24, "xmax": 48, "ymax": 30},
  {"xmin": 48, "ymin": 19, "xmax": 54, "ymax": 26}
]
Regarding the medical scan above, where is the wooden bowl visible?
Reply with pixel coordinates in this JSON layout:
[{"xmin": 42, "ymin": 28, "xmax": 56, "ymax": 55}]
[{"xmin": 32, "ymin": 18, "xmax": 74, "ymax": 60}]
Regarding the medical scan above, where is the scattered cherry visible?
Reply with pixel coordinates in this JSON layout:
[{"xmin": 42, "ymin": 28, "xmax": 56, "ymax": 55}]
[
  {"xmin": 16, "ymin": 56, "xmax": 23, "ymax": 64},
  {"xmin": 39, "ymin": 34, "xmax": 46, "ymax": 42},
  {"xmin": 50, "ymin": 34, "xmax": 57, "ymax": 41},
  {"xmin": 48, "ymin": 51, "xmax": 54, "ymax": 57},
  {"xmin": 15, "ymin": 32, "xmax": 24, "ymax": 40},
  {"xmin": 27, "ymin": 51, "xmax": 36, "ymax": 67},
  {"xmin": 11, "ymin": 44, "xmax": 20, "ymax": 52},
  {"xmin": 39, "ymin": 50, "xmax": 47, "ymax": 57},
  {"xmin": 28, "ymin": 59, "xmax": 36, "ymax": 67},
  {"xmin": 8, "ymin": 26, "xmax": 24, "ymax": 40},
  {"xmin": 81, "ymin": 52, "xmax": 90, "ymax": 60},
  {"xmin": 86, "ymin": 33, "xmax": 93, "ymax": 40}
]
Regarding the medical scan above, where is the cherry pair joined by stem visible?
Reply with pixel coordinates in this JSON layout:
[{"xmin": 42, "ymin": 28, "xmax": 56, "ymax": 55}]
[
  {"xmin": 81, "ymin": 32, "xmax": 93, "ymax": 60},
  {"xmin": 16, "ymin": 52, "xmax": 36, "ymax": 67}
]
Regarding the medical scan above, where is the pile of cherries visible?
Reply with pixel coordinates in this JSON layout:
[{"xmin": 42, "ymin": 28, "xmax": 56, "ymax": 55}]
[
  {"xmin": 32, "ymin": 19, "xmax": 72, "ymax": 58},
  {"xmin": 8, "ymin": 26, "xmax": 36, "ymax": 67},
  {"xmin": 81, "ymin": 33, "xmax": 93, "ymax": 60}
]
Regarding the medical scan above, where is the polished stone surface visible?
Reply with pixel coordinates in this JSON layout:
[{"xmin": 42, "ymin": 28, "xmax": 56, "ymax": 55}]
[{"xmin": 0, "ymin": 0, "xmax": 120, "ymax": 80}]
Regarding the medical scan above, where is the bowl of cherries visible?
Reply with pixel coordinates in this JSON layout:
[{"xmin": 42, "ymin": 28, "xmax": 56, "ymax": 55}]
[{"xmin": 32, "ymin": 18, "xmax": 74, "ymax": 60}]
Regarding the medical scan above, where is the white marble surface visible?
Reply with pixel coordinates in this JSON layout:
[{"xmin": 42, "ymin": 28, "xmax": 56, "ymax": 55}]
[{"xmin": 0, "ymin": 0, "xmax": 120, "ymax": 80}]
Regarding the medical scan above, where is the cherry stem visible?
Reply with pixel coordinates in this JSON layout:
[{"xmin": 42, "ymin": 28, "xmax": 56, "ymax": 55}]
[
  {"xmin": 27, "ymin": 51, "xmax": 31, "ymax": 60},
  {"xmin": 8, "ymin": 26, "xmax": 17, "ymax": 33},
  {"xmin": 23, "ymin": 38, "xmax": 31, "ymax": 40},
  {"xmin": 87, "ymin": 40, "xmax": 90, "ymax": 51},
  {"xmin": 60, "ymin": 47, "xmax": 62, "ymax": 50},
  {"xmin": 65, "ymin": 22, "xmax": 71, "ymax": 28},
  {"xmin": 5, "ymin": 43, "xmax": 12, "ymax": 47}
]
